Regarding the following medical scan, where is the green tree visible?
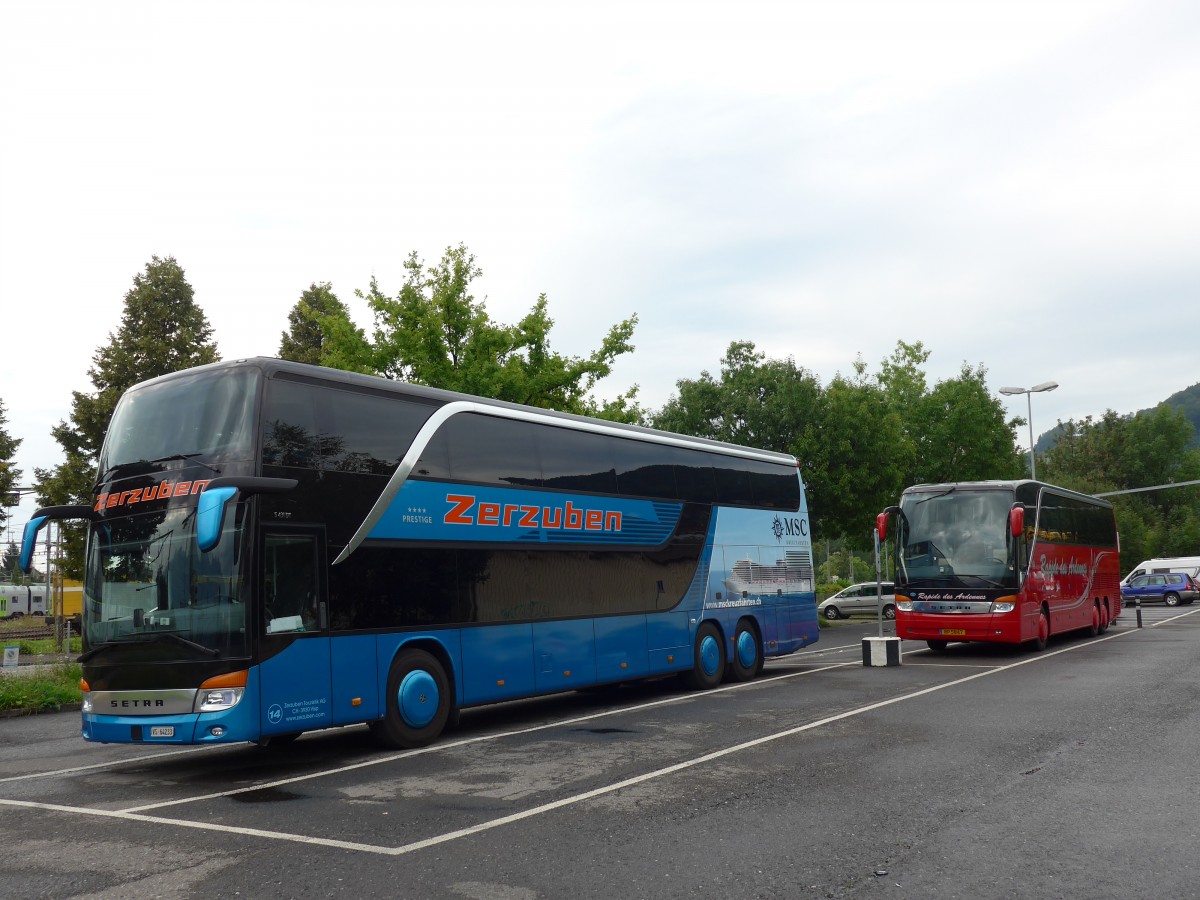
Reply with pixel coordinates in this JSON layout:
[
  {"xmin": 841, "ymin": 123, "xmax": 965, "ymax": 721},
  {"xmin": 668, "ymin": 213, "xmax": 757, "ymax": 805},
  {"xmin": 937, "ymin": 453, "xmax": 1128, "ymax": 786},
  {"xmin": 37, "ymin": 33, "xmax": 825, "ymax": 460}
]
[
  {"xmin": 314, "ymin": 244, "xmax": 643, "ymax": 421},
  {"xmin": 0, "ymin": 398, "xmax": 21, "ymax": 531},
  {"xmin": 1040, "ymin": 405, "xmax": 1200, "ymax": 573},
  {"xmin": 278, "ymin": 282, "xmax": 352, "ymax": 365},
  {"xmin": 35, "ymin": 256, "xmax": 220, "ymax": 578}
]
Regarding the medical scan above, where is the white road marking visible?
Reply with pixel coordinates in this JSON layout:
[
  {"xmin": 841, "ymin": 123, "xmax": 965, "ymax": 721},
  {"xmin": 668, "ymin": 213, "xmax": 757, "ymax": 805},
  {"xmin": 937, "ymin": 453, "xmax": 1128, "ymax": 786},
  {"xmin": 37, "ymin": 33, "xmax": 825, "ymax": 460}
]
[{"xmin": 0, "ymin": 623, "xmax": 1145, "ymax": 855}]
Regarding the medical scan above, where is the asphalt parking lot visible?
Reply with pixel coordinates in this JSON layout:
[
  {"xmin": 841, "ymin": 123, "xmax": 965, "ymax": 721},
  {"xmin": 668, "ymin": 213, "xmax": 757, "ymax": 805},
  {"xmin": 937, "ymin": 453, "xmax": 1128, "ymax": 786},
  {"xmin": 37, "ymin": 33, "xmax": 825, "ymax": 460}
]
[{"xmin": 2, "ymin": 602, "xmax": 1198, "ymax": 899}]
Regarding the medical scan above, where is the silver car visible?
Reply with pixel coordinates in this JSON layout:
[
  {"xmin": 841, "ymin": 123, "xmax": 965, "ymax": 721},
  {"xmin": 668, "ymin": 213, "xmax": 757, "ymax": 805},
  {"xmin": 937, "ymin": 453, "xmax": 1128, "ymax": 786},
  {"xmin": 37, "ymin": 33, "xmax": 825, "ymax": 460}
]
[{"xmin": 819, "ymin": 582, "xmax": 897, "ymax": 620}]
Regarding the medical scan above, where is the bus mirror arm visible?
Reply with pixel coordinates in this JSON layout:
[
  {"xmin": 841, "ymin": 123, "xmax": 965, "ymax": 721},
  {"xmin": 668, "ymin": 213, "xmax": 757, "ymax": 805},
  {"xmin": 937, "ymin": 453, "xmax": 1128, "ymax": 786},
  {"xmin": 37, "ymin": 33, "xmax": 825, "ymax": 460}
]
[
  {"xmin": 19, "ymin": 505, "xmax": 97, "ymax": 574},
  {"xmin": 197, "ymin": 477, "xmax": 299, "ymax": 553}
]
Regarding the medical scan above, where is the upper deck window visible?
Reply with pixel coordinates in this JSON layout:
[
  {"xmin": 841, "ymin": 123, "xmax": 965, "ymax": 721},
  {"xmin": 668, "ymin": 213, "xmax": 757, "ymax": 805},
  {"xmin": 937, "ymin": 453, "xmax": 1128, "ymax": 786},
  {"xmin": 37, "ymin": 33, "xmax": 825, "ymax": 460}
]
[{"xmin": 101, "ymin": 368, "xmax": 258, "ymax": 471}]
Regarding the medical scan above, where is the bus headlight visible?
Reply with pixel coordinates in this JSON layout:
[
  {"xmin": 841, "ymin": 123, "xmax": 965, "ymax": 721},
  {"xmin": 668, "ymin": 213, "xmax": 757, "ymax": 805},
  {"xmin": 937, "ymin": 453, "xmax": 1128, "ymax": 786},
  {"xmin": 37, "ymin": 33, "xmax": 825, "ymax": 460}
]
[
  {"xmin": 195, "ymin": 688, "xmax": 244, "ymax": 713},
  {"xmin": 193, "ymin": 670, "xmax": 248, "ymax": 713},
  {"xmin": 897, "ymin": 599, "xmax": 913, "ymax": 612},
  {"xmin": 991, "ymin": 600, "xmax": 1016, "ymax": 613}
]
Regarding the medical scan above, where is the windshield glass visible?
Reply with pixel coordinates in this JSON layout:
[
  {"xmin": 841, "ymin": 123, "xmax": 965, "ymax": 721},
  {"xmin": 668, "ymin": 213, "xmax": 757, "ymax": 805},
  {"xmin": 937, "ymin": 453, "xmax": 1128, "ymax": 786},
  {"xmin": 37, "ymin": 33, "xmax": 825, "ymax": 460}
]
[
  {"xmin": 897, "ymin": 488, "xmax": 1016, "ymax": 587},
  {"xmin": 84, "ymin": 505, "xmax": 248, "ymax": 659},
  {"xmin": 100, "ymin": 368, "xmax": 258, "ymax": 472}
]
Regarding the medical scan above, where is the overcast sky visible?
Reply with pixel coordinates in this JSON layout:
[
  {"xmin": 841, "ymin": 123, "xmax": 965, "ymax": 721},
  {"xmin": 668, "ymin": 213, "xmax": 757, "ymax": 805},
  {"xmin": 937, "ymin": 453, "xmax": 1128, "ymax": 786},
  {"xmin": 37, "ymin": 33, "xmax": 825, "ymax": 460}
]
[{"xmin": 3, "ymin": 0, "xmax": 1199, "ymax": 540}]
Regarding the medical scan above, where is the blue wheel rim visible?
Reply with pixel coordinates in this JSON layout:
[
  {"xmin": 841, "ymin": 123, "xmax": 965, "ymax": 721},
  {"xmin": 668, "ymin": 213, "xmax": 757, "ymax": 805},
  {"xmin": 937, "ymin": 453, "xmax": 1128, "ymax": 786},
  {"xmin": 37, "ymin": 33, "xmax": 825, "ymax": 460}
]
[
  {"xmin": 699, "ymin": 634, "xmax": 721, "ymax": 677},
  {"xmin": 398, "ymin": 669, "xmax": 439, "ymax": 729},
  {"xmin": 736, "ymin": 631, "xmax": 757, "ymax": 669}
]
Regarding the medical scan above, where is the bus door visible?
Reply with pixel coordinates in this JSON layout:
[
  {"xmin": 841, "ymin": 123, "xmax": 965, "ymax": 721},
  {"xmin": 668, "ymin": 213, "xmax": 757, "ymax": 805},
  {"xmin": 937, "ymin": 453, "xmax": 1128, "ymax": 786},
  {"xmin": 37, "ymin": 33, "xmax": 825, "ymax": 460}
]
[{"xmin": 258, "ymin": 527, "xmax": 333, "ymax": 737}]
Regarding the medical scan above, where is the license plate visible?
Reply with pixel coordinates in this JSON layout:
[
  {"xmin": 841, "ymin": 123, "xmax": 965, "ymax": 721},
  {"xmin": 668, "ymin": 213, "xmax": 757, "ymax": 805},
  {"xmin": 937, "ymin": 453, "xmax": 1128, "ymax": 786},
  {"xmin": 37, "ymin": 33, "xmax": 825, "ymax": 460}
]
[
  {"xmin": 939, "ymin": 628, "xmax": 966, "ymax": 636},
  {"xmin": 150, "ymin": 726, "xmax": 175, "ymax": 738}
]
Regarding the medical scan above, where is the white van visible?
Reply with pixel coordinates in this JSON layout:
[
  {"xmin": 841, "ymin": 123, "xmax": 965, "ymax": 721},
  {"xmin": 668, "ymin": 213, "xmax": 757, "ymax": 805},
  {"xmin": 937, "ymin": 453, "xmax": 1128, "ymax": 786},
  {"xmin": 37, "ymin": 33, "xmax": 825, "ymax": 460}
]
[{"xmin": 1121, "ymin": 557, "xmax": 1200, "ymax": 587}]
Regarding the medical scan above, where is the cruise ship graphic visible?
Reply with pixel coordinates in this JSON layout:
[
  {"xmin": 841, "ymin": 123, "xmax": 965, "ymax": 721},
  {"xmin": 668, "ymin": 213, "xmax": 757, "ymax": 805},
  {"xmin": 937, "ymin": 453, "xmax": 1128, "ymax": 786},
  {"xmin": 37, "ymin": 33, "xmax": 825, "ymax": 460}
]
[{"xmin": 722, "ymin": 549, "xmax": 815, "ymax": 596}]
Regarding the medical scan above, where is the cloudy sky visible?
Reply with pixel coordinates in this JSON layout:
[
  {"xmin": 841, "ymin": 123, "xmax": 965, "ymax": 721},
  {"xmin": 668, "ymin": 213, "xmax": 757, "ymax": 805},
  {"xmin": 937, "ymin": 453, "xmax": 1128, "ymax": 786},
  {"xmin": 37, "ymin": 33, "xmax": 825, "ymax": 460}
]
[{"xmin": 2, "ymin": 0, "xmax": 1198, "ymax": 539}]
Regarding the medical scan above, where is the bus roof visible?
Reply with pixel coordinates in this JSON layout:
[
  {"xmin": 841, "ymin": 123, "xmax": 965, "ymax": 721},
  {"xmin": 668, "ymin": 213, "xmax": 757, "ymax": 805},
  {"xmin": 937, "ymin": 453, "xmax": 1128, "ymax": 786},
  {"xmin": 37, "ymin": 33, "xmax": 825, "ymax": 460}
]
[
  {"xmin": 126, "ymin": 357, "xmax": 800, "ymax": 466},
  {"xmin": 900, "ymin": 480, "xmax": 1114, "ymax": 509}
]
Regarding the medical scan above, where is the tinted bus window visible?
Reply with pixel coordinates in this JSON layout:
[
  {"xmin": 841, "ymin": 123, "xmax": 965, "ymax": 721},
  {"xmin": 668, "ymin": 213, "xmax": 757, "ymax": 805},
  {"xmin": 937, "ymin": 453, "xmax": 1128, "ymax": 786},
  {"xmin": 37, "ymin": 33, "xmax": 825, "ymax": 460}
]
[
  {"xmin": 613, "ymin": 438, "xmax": 677, "ymax": 499},
  {"xmin": 262, "ymin": 380, "xmax": 321, "ymax": 469},
  {"xmin": 671, "ymin": 447, "xmax": 718, "ymax": 503},
  {"xmin": 713, "ymin": 460, "xmax": 754, "ymax": 507},
  {"xmin": 323, "ymin": 389, "xmax": 435, "ymax": 476},
  {"xmin": 444, "ymin": 414, "xmax": 542, "ymax": 488},
  {"xmin": 746, "ymin": 458, "xmax": 800, "ymax": 510},
  {"xmin": 539, "ymin": 425, "xmax": 619, "ymax": 494}
]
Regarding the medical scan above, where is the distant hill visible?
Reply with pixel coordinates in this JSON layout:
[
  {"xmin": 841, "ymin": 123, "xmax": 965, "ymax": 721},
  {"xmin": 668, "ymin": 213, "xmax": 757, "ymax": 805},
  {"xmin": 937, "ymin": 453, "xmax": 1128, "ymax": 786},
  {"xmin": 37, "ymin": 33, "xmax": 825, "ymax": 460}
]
[{"xmin": 1035, "ymin": 381, "xmax": 1200, "ymax": 451}]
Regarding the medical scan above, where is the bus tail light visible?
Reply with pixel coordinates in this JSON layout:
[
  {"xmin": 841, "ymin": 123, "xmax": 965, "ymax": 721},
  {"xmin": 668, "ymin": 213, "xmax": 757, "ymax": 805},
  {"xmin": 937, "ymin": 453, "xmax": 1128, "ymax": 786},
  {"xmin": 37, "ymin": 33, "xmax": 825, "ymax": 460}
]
[{"xmin": 195, "ymin": 670, "xmax": 248, "ymax": 713}]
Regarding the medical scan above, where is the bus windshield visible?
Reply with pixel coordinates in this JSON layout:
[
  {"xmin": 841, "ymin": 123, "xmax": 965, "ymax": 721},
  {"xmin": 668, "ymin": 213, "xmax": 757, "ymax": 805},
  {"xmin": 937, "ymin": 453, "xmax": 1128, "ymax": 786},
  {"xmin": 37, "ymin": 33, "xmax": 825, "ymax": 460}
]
[
  {"xmin": 897, "ymin": 488, "xmax": 1017, "ymax": 588},
  {"xmin": 100, "ymin": 368, "xmax": 258, "ymax": 473},
  {"xmin": 84, "ymin": 505, "xmax": 248, "ymax": 659}
]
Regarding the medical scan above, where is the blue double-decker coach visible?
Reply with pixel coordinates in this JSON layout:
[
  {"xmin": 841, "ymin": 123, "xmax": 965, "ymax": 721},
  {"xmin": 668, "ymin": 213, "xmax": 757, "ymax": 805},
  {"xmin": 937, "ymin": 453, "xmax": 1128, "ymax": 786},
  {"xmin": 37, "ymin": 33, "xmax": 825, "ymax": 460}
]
[{"xmin": 22, "ymin": 358, "xmax": 818, "ymax": 749}]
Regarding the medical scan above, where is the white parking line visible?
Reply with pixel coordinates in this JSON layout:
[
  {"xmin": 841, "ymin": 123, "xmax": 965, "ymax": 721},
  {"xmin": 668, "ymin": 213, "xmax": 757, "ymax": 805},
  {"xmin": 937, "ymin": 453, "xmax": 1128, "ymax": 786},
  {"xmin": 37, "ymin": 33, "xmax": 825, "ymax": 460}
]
[{"xmin": 0, "ymin": 627, "xmax": 1136, "ymax": 855}]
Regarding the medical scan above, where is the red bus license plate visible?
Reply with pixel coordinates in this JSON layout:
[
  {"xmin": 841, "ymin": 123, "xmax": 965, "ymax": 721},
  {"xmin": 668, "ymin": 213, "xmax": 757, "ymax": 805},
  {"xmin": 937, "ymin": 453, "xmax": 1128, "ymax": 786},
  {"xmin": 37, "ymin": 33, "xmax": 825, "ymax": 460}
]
[{"xmin": 939, "ymin": 628, "xmax": 966, "ymax": 636}]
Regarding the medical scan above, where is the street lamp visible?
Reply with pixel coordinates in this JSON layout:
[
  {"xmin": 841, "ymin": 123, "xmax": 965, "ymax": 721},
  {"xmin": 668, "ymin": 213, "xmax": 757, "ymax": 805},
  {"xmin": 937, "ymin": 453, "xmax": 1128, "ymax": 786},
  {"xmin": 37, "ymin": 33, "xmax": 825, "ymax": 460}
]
[{"xmin": 999, "ymin": 381, "xmax": 1058, "ymax": 481}]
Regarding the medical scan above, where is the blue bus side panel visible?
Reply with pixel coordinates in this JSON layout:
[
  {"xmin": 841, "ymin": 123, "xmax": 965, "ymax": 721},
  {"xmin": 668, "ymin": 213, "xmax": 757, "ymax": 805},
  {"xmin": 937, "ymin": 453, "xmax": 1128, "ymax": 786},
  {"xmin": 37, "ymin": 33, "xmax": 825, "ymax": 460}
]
[
  {"xmin": 259, "ymin": 638, "xmax": 333, "ymax": 734},
  {"xmin": 594, "ymin": 615, "xmax": 649, "ymax": 681},
  {"xmin": 534, "ymin": 619, "xmax": 597, "ymax": 692},
  {"xmin": 647, "ymin": 611, "xmax": 691, "ymax": 672},
  {"xmin": 461, "ymin": 623, "xmax": 536, "ymax": 704},
  {"xmin": 331, "ymin": 634, "xmax": 379, "ymax": 724}
]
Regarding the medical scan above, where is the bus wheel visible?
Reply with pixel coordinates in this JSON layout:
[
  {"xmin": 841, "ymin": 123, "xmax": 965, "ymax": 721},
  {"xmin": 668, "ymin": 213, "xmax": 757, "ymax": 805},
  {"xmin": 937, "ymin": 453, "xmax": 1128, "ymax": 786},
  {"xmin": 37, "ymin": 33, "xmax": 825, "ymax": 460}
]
[
  {"xmin": 726, "ymin": 620, "xmax": 761, "ymax": 683},
  {"xmin": 926, "ymin": 640, "xmax": 948, "ymax": 652},
  {"xmin": 1032, "ymin": 611, "xmax": 1049, "ymax": 651},
  {"xmin": 373, "ymin": 648, "xmax": 451, "ymax": 749},
  {"xmin": 1088, "ymin": 604, "xmax": 1101, "ymax": 637},
  {"xmin": 682, "ymin": 622, "xmax": 725, "ymax": 690},
  {"xmin": 1098, "ymin": 604, "xmax": 1110, "ymax": 633}
]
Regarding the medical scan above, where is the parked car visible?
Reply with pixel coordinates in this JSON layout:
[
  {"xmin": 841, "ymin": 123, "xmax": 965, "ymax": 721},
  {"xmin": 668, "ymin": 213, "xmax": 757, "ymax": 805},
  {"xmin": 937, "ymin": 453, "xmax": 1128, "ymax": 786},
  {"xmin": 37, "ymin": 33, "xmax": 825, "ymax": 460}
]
[
  {"xmin": 1120, "ymin": 572, "xmax": 1199, "ymax": 607},
  {"xmin": 820, "ymin": 582, "xmax": 897, "ymax": 620}
]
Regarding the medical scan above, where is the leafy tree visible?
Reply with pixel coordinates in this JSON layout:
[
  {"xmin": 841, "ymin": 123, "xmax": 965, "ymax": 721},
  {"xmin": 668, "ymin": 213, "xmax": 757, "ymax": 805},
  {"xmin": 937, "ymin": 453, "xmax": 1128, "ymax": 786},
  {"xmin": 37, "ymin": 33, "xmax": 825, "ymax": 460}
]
[
  {"xmin": 0, "ymin": 398, "xmax": 21, "ymax": 531},
  {"xmin": 35, "ymin": 256, "xmax": 219, "ymax": 578},
  {"xmin": 278, "ymin": 282, "xmax": 352, "ymax": 365},
  {"xmin": 1040, "ymin": 405, "xmax": 1200, "ymax": 572},
  {"xmin": 313, "ymin": 244, "xmax": 643, "ymax": 421},
  {"xmin": 653, "ymin": 340, "xmax": 1021, "ymax": 545}
]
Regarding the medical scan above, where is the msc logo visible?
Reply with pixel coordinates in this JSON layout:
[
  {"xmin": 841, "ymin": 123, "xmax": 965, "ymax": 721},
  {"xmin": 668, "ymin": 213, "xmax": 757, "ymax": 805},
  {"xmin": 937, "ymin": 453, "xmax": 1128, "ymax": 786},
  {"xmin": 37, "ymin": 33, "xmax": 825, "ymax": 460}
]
[{"xmin": 772, "ymin": 515, "xmax": 808, "ymax": 543}]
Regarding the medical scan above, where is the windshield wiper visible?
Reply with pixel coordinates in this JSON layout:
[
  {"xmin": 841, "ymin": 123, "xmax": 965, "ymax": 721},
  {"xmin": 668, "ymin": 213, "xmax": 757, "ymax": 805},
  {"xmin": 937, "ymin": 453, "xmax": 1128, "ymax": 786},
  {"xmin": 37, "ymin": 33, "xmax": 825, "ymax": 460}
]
[
  {"xmin": 78, "ymin": 631, "xmax": 220, "ymax": 663},
  {"xmin": 148, "ymin": 453, "xmax": 222, "ymax": 475},
  {"xmin": 913, "ymin": 486, "xmax": 956, "ymax": 505}
]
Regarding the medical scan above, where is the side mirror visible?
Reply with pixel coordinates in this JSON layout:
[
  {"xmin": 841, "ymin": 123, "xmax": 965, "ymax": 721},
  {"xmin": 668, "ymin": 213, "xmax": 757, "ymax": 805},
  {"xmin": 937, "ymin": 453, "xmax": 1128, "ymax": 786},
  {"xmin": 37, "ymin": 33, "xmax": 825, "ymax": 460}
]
[
  {"xmin": 196, "ymin": 476, "xmax": 298, "ymax": 552},
  {"xmin": 20, "ymin": 505, "xmax": 97, "ymax": 573},
  {"xmin": 1009, "ymin": 505, "xmax": 1025, "ymax": 538},
  {"xmin": 876, "ymin": 506, "xmax": 900, "ymax": 542}
]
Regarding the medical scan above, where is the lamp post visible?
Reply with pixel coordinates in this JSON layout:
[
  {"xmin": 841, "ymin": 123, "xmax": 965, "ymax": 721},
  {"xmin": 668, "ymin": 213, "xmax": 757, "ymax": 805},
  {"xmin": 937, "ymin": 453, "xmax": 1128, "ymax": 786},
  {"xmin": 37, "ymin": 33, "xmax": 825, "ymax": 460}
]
[{"xmin": 999, "ymin": 381, "xmax": 1058, "ymax": 481}]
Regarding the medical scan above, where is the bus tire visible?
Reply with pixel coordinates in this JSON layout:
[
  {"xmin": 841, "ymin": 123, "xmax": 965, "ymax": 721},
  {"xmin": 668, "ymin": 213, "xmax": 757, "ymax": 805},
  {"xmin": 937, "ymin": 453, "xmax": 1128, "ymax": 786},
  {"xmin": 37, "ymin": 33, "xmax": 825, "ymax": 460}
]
[
  {"xmin": 926, "ymin": 639, "xmax": 948, "ymax": 652},
  {"xmin": 1032, "ymin": 610, "xmax": 1049, "ymax": 651},
  {"xmin": 682, "ymin": 622, "xmax": 725, "ymax": 690},
  {"xmin": 373, "ymin": 648, "xmax": 451, "ymax": 749},
  {"xmin": 1088, "ymin": 603, "xmax": 1101, "ymax": 637},
  {"xmin": 1098, "ymin": 602, "xmax": 1110, "ymax": 633},
  {"xmin": 725, "ymin": 619, "xmax": 761, "ymax": 683}
]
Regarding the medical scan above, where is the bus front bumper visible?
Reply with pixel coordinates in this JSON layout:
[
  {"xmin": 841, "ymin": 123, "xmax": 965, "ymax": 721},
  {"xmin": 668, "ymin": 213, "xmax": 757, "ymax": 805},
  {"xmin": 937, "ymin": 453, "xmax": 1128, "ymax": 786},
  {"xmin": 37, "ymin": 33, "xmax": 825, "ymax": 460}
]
[{"xmin": 894, "ymin": 609, "xmax": 1024, "ymax": 644}]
